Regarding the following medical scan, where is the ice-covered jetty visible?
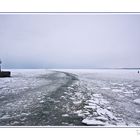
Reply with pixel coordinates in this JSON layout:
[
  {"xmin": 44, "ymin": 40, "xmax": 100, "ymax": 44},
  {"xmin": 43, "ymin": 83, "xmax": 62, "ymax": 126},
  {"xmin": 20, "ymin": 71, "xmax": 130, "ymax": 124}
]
[{"xmin": 0, "ymin": 71, "xmax": 11, "ymax": 77}]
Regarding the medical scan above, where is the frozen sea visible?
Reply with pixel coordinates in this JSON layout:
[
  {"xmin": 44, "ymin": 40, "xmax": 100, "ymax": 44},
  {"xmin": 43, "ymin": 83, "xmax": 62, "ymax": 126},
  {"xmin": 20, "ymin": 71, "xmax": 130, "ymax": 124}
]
[{"xmin": 0, "ymin": 69, "xmax": 140, "ymax": 126}]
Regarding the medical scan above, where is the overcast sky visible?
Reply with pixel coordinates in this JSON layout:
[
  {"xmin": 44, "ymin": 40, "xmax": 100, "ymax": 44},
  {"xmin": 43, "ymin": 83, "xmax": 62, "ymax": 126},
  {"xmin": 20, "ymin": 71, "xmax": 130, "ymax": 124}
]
[{"xmin": 0, "ymin": 14, "xmax": 140, "ymax": 69}]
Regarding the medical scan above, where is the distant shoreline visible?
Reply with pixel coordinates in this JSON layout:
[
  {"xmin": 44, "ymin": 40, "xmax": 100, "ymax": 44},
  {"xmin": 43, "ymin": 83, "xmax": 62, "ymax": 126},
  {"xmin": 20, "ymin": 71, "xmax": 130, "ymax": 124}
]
[{"xmin": 2, "ymin": 68, "xmax": 140, "ymax": 70}]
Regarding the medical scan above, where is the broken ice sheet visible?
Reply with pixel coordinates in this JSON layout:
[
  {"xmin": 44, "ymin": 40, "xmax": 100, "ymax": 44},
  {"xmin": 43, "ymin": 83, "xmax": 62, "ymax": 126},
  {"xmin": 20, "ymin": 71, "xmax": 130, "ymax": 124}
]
[{"xmin": 82, "ymin": 117, "xmax": 106, "ymax": 126}]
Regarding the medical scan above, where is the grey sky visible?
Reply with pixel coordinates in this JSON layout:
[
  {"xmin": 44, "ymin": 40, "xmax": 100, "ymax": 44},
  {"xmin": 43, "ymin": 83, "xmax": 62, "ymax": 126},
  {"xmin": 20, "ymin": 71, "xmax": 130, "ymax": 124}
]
[{"xmin": 0, "ymin": 14, "xmax": 140, "ymax": 69}]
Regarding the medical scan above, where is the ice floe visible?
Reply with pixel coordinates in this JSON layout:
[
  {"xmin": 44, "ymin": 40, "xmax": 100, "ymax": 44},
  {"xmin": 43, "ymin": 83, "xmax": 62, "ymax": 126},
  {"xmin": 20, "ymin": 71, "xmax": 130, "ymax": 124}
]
[
  {"xmin": 112, "ymin": 89, "xmax": 123, "ymax": 92},
  {"xmin": 0, "ymin": 114, "xmax": 11, "ymax": 120},
  {"xmin": 82, "ymin": 117, "xmax": 106, "ymax": 126},
  {"xmin": 95, "ymin": 116, "xmax": 108, "ymax": 122},
  {"xmin": 62, "ymin": 114, "xmax": 69, "ymax": 117},
  {"xmin": 135, "ymin": 109, "xmax": 140, "ymax": 113},
  {"xmin": 39, "ymin": 100, "xmax": 45, "ymax": 103},
  {"xmin": 73, "ymin": 101, "xmax": 82, "ymax": 105},
  {"xmin": 123, "ymin": 90, "xmax": 133, "ymax": 94},
  {"xmin": 101, "ymin": 87, "xmax": 110, "ymax": 90},
  {"xmin": 84, "ymin": 105, "xmax": 96, "ymax": 110},
  {"xmin": 133, "ymin": 99, "xmax": 140, "ymax": 105},
  {"xmin": 92, "ymin": 94, "xmax": 101, "ymax": 98},
  {"xmin": 74, "ymin": 110, "xmax": 89, "ymax": 117}
]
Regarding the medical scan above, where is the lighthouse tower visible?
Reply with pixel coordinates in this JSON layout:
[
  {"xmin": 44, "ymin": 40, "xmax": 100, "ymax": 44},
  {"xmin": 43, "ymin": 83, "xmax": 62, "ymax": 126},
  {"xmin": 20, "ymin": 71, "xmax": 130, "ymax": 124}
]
[
  {"xmin": 0, "ymin": 59, "xmax": 11, "ymax": 77},
  {"xmin": 0, "ymin": 59, "xmax": 2, "ymax": 72}
]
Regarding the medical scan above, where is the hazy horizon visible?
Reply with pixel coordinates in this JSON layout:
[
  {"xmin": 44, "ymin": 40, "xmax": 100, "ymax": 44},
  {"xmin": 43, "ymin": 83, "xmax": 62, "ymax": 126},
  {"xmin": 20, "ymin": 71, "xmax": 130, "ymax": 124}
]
[{"xmin": 0, "ymin": 14, "xmax": 140, "ymax": 69}]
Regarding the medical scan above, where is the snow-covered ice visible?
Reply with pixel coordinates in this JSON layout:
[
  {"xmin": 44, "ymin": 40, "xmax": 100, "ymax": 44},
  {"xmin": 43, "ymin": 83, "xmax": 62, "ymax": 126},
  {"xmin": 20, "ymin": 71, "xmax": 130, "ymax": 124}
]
[
  {"xmin": 0, "ymin": 69, "xmax": 75, "ymax": 126},
  {"xmin": 1, "ymin": 69, "xmax": 140, "ymax": 126},
  {"xmin": 57, "ymin": 69, "xmax": 140, "ymax": 126}
]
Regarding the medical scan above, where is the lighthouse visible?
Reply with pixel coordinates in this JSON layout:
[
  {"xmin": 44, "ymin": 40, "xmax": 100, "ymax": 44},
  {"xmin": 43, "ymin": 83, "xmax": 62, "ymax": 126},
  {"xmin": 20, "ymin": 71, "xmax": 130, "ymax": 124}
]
[
  {"xmin": 0, "ymin": 59, "xmax": 1, "ymax": 72},
  {"xmin": 0, "ymin": 59, "xmax": 11, "ymax": 77}
]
